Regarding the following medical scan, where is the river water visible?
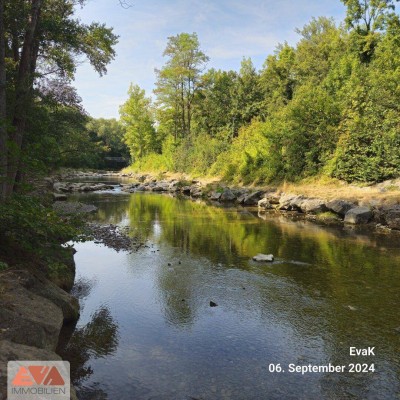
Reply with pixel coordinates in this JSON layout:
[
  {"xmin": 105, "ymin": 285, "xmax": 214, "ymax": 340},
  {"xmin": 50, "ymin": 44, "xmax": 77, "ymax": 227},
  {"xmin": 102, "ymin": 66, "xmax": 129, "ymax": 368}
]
[{"xmin": 59, "ymin": 183, "xmax": 400, "ymax": 400}]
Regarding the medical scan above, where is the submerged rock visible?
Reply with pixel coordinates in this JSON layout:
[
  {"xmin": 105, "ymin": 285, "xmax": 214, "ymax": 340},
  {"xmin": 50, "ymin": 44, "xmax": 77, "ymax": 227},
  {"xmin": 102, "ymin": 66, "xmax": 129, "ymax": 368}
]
[
  {"xmin": 209, "ymin": 301, "xmax": 218, "ymax": 307},
  {"xmin": 252, "ymin": 253, "xmax": 274, "ymax": 262}
]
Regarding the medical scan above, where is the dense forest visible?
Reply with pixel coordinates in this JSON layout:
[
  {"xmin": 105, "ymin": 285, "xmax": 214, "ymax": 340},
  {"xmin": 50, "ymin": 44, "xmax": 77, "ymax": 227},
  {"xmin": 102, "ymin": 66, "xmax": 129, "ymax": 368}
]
[
  {"xmin": 119, "ymin": 0, "xmax": 400, "ymax": 184},
  {"xmin": 1, "ymin": 0, "xmax": 400, "ymax": 204}
]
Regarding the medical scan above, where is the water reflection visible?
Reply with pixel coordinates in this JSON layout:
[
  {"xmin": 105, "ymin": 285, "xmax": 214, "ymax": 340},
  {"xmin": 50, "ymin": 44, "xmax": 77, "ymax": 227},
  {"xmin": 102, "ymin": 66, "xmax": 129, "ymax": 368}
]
[
  {"xmin": 59, "ymin": 306, "xmax": 119, "ymax": 386},
  {"xmin": 62, "ymin": 192, "xmax": 400, "ymax": 399}
]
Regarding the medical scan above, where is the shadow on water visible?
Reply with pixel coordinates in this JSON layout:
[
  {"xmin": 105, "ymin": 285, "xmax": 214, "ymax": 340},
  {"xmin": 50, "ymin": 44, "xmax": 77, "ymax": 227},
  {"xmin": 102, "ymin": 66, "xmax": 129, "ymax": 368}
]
[{"xmin": 60, "ymin": 191, "xmax": 400, "ymax": 400}]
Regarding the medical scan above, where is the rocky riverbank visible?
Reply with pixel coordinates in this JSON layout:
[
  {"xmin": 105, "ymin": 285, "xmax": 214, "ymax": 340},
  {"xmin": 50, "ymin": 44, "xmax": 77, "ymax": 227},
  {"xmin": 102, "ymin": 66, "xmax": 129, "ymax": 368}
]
[
  {"xmin": 0, "ymin": 258, "xmax": 79, "ymax": 399},
  {"xmin": 51, "ymin": 170, "xmax": 400, "ymax": 232}
]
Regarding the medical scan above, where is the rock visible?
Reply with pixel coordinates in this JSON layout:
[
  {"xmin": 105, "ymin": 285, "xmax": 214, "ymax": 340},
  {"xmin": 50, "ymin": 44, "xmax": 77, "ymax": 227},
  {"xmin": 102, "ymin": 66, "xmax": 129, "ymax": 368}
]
[
  {"xmin": 278, "ymin": 194, "xmax": 304, "ymax": 211},
  {"xmin": 265, "ymin": 192, "xmax": 281, "ymax": 204},
  {"xmin": 300, "ymin": 198, "xmax": 327, "ymax": 214},
  {"xmin": 0, "ymin": 278, "xmax": 63, "ymax": 350},
  {"xmin": 53, "ymin": 201, "xmax": 98, "ymax": 215},
  {"xmin": 243, "ymin": 191, "xmax": 265, "ymax": 206},
  {"xmin": 209, "ymin": 191, "xmax": 222, "ymax": 201},
  {"xmin": 258, "ymin": 198, "xmax": 270, "ymax": 209},
  {"xmin": 168, "ymin": 181, "xmax": 180, "ymax": 192},
  {"xmin": 53, "ymin": 193, "xmax": 67, "ymax": 201},
  {"xmin": 3, "ymin": 271, "xmax": 79, "ymax": 323},
  {"xmin": 344, "ymin": 207, "xmax": 373, "ymax": 224},
  {"xmin": 210, "ymin": 301, "xmax": 218, "ymax": 307},
  {"xmin": 326, "ymin": 199, "xmax": 355, "ymax": 217},
  {"xmin": 190, "ymin": 186, "xmax": 203, "ymax": 198},
  {"xmin": 379, "ymin": 205, "xmax": 400, "ymax": 230},
  {"xmin": 53, "ymin": 182, "xmax": 69, "ymax": 193},
  {"xmin": 220, "ymin": 188, "xmax": 236, "ymax": 202},
  {"xmin": 252, "ymin": 253, "xmax": 274, "ymax": 262}
]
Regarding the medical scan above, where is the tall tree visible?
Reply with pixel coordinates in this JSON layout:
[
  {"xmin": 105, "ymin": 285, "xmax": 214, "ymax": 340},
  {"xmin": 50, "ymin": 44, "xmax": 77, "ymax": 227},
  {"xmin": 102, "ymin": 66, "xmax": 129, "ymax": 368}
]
[
  {"xmin": 3, "ymin": 0, "xmax": 118, "ymax": 196},
  {"xmin": 155, "ymin": 33, "xmax": 208, "ymax": 139},
  {"xmin": 120, "ymin": 84, "xmax": 158, "ymax": 162},
  {"xmin": 341, "ymin": 0, "xmax": 399, "ymax": 61}
]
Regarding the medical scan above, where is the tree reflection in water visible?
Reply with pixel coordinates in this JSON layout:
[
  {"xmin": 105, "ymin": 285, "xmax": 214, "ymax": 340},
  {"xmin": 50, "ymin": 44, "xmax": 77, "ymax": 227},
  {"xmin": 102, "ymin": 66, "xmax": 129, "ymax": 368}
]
[{"xmin": 59, "ymin": 306, "xmax": 119, "ymax": 387}]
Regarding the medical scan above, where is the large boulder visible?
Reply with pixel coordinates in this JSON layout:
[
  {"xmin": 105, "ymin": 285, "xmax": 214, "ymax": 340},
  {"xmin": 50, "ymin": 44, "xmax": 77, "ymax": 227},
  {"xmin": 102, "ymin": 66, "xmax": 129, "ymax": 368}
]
[
  {"xmin": 209, "ymin": 191, "xmax": 222, "ymax": 201},
  {"xmin": 2, "ymin": 271, "xmax": 79, "ymax": 323},
  {"xmin": 278, "ymin": 194, "xmax": 304, "ymax": 211},
  {"xmin": 0, "ymin": 278, "xmax": 63, "ymax": 351},
  {"xmin": 242, "ymin": 191, "xmax": 265, "ymax": 206},
  {"xmin": 220, "ymin": 188, "xmax": 236, "ymax": 202},
  {"xmin": 344, "ymin": 207, "xmax": 373, "ymax": 224},
  {"xmin": 326, "ymin": 199, "xmax": 355, "ymax": 217},
  {"xmin": 300, "ymin": 198, "xmax": 327, "ymax": 214},
  {"xmin": 377, "ymin": 205, "xmax": 400, "ymax": 230}
]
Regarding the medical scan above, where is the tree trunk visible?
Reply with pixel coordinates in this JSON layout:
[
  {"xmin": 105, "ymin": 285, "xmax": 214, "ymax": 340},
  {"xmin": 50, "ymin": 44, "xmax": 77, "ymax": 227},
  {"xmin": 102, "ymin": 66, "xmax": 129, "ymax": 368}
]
[
  {"xmin": 6, "ymin": 0, "xmax": 42, "ymax": 195},
  {"xmin": 0, "ymin": 0, "xmax": 7, "ymax": 199}
]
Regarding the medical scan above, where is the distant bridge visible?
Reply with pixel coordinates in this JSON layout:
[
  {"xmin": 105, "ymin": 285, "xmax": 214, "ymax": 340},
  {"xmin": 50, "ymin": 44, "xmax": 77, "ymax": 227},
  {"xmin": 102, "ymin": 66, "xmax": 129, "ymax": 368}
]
[{"xmin": 104, "ymin": 157, "xmax": 129, "ymax": 163}]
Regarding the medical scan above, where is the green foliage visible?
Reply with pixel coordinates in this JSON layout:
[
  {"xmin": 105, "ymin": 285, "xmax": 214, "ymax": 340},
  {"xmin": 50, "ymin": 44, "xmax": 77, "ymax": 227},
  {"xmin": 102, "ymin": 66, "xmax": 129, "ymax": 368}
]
[
  {"xmin": 120, "ymin": 84, "xmax": 159, "ymax": 162},
  {"xmin": 125, "ymin": 5, "xmax": 400, "ymax": 185},
  {"xmin": 0, "ymin": 195, "xmax": 84, "ymax": 256},
  {"xmin": 155, "ymin": 33, "xmax": 209, "ymax": 139},
  {"xmin": 0, "ymin": 261, "xmax": 9, "ymax": 271}
]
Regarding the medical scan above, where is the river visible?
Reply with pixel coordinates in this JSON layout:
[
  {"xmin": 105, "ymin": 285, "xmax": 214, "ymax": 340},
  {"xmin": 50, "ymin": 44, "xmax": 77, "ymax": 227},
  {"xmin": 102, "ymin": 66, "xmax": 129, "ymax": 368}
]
[{"xmin": 58, "ymin": 180, "xmax": 400, "ymax": 400}]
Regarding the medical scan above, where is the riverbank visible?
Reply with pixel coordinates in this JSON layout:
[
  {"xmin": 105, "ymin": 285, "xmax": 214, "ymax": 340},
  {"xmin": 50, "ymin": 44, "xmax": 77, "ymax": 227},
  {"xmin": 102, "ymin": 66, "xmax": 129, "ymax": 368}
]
[{"xmin": 53, "ymin": 169, "xmax": 400, "ymax": 233}]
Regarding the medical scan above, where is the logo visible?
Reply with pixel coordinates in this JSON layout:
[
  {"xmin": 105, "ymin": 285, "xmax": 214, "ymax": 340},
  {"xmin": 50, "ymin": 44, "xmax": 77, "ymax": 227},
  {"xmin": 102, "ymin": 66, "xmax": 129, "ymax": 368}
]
[{"xmin": 8, "ymin": 361, "xmax": 70, "ymax": 400}]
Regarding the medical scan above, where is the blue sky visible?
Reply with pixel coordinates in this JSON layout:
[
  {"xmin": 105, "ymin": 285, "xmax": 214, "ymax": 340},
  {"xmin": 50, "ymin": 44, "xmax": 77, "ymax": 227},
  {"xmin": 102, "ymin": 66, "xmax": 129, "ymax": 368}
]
[{"xmin": 74, "ymin": 0, "xmax": 346, "ymax": 118}]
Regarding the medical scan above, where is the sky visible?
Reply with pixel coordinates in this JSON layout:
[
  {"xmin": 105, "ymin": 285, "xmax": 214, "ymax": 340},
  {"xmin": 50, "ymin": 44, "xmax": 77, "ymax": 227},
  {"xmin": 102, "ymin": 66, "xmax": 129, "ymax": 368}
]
[{"xmin": 74, "ymin": 0, "xmax": 346, "ymax": 118}]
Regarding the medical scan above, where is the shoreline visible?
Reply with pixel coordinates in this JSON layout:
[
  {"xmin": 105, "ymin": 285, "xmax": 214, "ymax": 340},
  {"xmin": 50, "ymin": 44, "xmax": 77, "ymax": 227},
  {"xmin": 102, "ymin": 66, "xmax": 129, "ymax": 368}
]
[{"xmin": 54, "ymin": 169, "xmax": 400, "ymax": 234}]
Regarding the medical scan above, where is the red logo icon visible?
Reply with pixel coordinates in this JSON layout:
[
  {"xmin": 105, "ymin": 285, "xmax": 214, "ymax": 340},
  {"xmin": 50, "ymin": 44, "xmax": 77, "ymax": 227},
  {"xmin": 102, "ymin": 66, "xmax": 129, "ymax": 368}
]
[{"xmin": 12, "ymin": 366, "xmax": 65, "ymax": 386}]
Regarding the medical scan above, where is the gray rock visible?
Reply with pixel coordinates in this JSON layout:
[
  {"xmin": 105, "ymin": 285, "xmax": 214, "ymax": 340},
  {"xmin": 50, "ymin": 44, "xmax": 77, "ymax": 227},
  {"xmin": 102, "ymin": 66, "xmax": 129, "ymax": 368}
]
[
  {"xmin": 236, "ymin": 191, "xmax": 249, "ymax": 204},
  {"xmin": 378, "ymin": 205, "xmax": 400, "ymax": 230},
  {"xmin": 344, "ymin": 207, "xmax": 373, "ymax": 224},
  {"xmin": 300, "ymin": 198, "xmax": 327, "ymax": 214},
  {"xmin": 190, "ymin": 186, "xmax": 203, "ymax": 198},
  {"xmin": 326, "ymin": 199, "xmax": 355, "ymax": 217},
  {"xmin": 2, "ymin": 271, "xmax": 79, "ymax": 323},
  {"xmin": 220, "ymin": 188, "xmax": 236, "ymax": 202},
  {"xmin": 265, "ymin": 192, "xmax": 281, "ymax": 204},
  {"xmin": 243, "ymin": 191, "xmax": 265, "ymax": 206},
  {"xmin": 252, "ymin": 253, "xmax": 274, "ymax": 262},
  {"xmin": 279, "ymin": 194, "xmax": 304, "ymax": 211},
  {"xmin": 209, "ymin": 191, "xmax": 222, "ymax": 201},
  {"xmin": 0, "ymin": 279, "xmax": 63, "ymax": 350},
  {"xmin": 258, "ymin": 198, "xmax": 270, "ymax": 209},
  {"xmin": 53, "ymin": 182, "xmax": 69, "ymax": 193}
]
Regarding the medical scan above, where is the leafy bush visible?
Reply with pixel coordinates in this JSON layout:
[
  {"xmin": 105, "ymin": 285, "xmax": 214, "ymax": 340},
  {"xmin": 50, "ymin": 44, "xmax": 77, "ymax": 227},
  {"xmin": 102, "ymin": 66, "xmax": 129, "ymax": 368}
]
[{"xmin": 0, "ymin": 195, "xmax": 84, "ymax": 257}]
